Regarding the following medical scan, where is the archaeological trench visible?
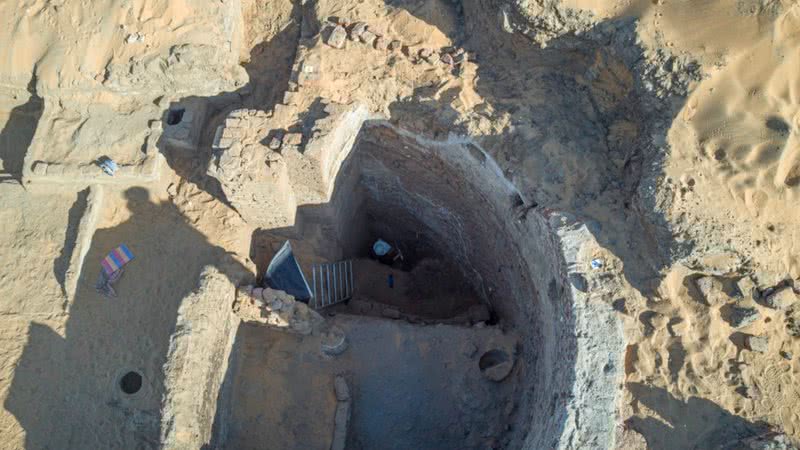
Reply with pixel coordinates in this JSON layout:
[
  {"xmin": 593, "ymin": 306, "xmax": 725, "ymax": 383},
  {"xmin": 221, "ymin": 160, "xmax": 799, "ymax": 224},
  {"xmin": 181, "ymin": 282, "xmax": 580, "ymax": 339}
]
[{"xmin": 2, "ymin": 0, "xmax": 799, "ymax": 449}]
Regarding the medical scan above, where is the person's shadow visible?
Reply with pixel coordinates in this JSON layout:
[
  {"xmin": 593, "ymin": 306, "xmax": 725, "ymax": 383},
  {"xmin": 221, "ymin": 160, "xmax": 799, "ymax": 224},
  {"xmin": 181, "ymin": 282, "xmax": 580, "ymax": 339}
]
[
  {"xmin": 0, "ymin": 73, "xmax": 43, "ymax": 182},
  {"xmin": 4, "ymin": 187, "xmax": 251, "ymax": 449},
  {"xmin": 626, "ymin": 382, "xmax": 773, "ymax": 449}
]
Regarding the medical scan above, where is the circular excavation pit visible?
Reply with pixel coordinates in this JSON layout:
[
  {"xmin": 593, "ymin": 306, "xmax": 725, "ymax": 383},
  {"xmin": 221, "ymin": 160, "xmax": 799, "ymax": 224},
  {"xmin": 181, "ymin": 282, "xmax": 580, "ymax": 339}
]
[
  {"xmin": 119, "ymin": 371, "xmax": 143, "ymax": 395},
  {"xmin": 211, "ymin": 116, "xmax": 624, "ymax": 449}
]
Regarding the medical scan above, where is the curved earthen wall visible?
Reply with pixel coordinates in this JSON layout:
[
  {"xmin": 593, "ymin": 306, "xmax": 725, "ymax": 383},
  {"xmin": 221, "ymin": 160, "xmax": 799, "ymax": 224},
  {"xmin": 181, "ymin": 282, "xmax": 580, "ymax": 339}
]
[
  {"xmin": 208, "ymin": 112, "xmax": 624, "ymax": 449},
  {"xmin": 323, "ymin": 122, "xmax": 623, "ymax": 448}
]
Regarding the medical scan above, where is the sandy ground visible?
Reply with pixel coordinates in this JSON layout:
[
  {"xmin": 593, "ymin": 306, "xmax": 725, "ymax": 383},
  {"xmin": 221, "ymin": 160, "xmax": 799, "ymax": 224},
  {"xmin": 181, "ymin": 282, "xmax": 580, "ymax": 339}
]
[
  {"xmin": 0, "ymin": 180, "xmax": 253, "ymax": 449},
  {"xmin": 0, "ymin": 0, "xmax": 799, "ymax": 448}
]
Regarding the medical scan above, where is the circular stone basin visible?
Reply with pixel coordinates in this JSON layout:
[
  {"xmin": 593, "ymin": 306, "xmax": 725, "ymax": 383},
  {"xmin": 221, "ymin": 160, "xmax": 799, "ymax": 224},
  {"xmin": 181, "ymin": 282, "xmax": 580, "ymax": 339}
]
[{"xmin": 479, "ymin": 349, "xmax": 514, "ymax": 382}]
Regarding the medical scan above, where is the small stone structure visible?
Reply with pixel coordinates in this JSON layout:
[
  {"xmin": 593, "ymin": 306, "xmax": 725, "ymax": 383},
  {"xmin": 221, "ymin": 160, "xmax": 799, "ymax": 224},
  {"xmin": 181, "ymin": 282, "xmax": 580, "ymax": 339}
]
[{"xmin": 161, "ymin": 99, "xmax": 207, "ymax": 150}]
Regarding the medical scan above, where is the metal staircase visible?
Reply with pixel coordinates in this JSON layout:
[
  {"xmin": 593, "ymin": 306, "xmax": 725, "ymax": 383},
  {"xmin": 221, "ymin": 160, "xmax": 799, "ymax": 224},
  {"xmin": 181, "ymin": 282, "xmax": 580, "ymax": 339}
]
[{"xmin": 310, "ymin": 260, "xmax": 354, "ymax": 309}]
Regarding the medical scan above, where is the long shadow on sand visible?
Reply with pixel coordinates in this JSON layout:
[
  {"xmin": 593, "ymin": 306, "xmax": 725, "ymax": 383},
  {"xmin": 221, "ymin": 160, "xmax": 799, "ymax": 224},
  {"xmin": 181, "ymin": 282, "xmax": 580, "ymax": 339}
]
[
  {"xmin": 5, "ymin": 187, "xmax": 250, "ymax": 448},
  {"xmin": 0, "ymin": 74, "xmax": 43, "ymax": 183},
  {"xmin": 626, "ymin": 382, "xmax": 772, "ymax": 449}
]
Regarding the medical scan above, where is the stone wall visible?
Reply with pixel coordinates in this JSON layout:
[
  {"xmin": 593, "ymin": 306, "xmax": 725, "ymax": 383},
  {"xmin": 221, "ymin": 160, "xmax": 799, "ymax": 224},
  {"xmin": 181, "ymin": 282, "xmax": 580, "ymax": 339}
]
[{"xmin": 160, "ymin": 267, "xmax": 241, "ymax": 449}]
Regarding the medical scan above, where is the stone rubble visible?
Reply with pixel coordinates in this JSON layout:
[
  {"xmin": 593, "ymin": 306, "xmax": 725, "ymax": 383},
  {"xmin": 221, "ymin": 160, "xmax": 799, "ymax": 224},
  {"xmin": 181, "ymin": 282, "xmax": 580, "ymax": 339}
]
[
  {"xmin": 348, "ymin": 22, "xmax": 367, "ymax": 41},
  {"xmin": 233, "ymin": 286, "xmax": 324, "ymax": 335},
  {"xmin": 724, "ymin": 305, "xmax": 761, "ymax": 329},
  {"xmin": 359, "ymin": 30, "xmax": 377, "ymax": 46},
  {"xmin": 322, "ymin": 19, "xmax": 467, "ymax": 72},
  {"xmin": 327, "ymin": 25, "xmax": 347, "ymax": 49}
]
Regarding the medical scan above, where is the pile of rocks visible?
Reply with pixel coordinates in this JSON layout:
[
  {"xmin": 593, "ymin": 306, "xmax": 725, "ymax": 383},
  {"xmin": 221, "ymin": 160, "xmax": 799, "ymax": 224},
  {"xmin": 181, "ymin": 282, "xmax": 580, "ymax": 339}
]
[
  {"xmin": 324, "ymin": 19, "xmax": 468, "ymax": 72},
  {"xmin": 233, "ymin": 286, "xmax": 324, "ymax": 335}
]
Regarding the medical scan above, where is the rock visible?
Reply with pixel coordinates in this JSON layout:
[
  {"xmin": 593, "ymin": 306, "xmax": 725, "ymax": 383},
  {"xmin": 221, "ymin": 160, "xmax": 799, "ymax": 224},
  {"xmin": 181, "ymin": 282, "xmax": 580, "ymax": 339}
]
[
  {"xmin": 764, "ymin": 288, "xmax": 798, "ymax": 310},
  {"xmin": 125, "ymin": 32, "xmax": 145, "ymax": 44},
  {"xmin": 418, "ymin": 48, "xmax": 434, "ymax": 61},
  {"xmin": 321, "ymin": 326, "xmax": 348, "ymax": 356},
  {"xmin": 388, "ymin": 40, "xmax": 402, "ymax": 51},
  {"xmin": 284, "ymin": 133, "xmax": 303, "ymax": 146},
  {"xmin": 694, "ymin": 276, "xmax": 727, "ymax": 306},
  {"xmin": 348, "ymin": 22, "xmax": 367, "ymax": 41},
  {"xmin": 479, "ymin": 349, "xmax": 514, "ymax": 382},
  {"xmin": 759, "ymin": 279, "xmax": 793, "ymax": 301},
  {"xmin": 359, "ymin": 30, "xmax": 377, "ymax": 46},
  {"xmin": 723, "ymin": 305, "xmax": 760, "ymax": 329},
  {"xmin": 737, "ymin": 276, "xmax": 758, "ymax": 301},
  {"xmin": 334, "ymin": 375, "xmax": 350, "ymax": 401},
  {"xmin": 269, "ymin": 298, "xmax": 284, "ymax": 311},
  {"xmin": 780, "ymin": 350, "xmax": 793, "ymax": 360},
  {"xmin": 374, "ymin": 36, "xmax": 387, "ymax": 51},
  {"xmin": 268, "ymin": 136, "xmax": 282, "ymax": 150},
  {"xmin": 440, "ymin": 53, "xmax": 454, "ymax": 65},
  {"xmin": 32, "ymin": 162, "xmax": 47, "ymax": 175},
  {"xmin": 746, "ymin": 335, "xmax": 769, "ymax": 353},
  {"xmin": 327, "ymin": 25, "xmax": 347, "ymax": 49},
  {"xmin": 382, "ymin": 307, "xmax": 401, "ymax": 319}
]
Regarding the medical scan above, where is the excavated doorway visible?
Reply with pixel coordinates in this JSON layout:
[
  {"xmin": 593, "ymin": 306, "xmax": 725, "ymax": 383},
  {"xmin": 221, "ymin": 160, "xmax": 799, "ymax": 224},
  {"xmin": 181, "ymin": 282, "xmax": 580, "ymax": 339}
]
[{"xmin": 214, "ymin": 121, "xmax": 595, "ymax": 450}]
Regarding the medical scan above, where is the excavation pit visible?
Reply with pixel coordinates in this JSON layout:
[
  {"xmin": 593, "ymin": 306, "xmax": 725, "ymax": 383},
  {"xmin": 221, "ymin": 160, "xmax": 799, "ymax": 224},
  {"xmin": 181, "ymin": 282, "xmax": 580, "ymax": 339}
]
[
  {"xmin": 204, "ymin": 117, "xmax": 623, "ymax": 449},
  {"xmin": 119, "ymin": 371, "xmax": 142, "ymax": 395}
]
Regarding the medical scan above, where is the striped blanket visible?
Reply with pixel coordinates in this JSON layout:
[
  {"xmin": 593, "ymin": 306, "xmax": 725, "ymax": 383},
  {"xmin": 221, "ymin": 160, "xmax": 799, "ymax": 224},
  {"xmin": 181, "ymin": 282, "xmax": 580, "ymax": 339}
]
[{"xmin": 101, "ymin": 244, "xmax": 134, "ymax": 276}]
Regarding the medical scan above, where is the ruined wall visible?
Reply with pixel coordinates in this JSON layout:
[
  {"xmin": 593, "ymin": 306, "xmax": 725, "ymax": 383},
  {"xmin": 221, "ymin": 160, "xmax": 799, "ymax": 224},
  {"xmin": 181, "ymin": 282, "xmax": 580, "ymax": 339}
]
[
  {"xmin": 208, "ymin": 104, "xmax": 625, "ymax": 448},
  {"xmin": 346, "ymin": 123, "xmax": 624, "ymax": 449},
  {"xmin": 160, "ymin": 267, "xmax": 242, "ymax": 449}
]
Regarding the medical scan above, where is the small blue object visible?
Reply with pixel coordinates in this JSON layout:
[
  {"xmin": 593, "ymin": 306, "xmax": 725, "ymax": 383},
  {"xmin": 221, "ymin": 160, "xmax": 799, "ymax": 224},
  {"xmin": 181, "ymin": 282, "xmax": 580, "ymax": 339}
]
[
  {"xmin": 387, "ymin": 274, "xmax": 394, "ymax": 289},
  {"xmin": 373, "ymin": 239, "xmax": 392, "ymax": 257},
  {"xmin": 99, "ymin": 158, "xmax": 118, "ymax": 176},
  {"xmin": 590, "ymin": 258, "xmax": 604, "ymax": 270}
]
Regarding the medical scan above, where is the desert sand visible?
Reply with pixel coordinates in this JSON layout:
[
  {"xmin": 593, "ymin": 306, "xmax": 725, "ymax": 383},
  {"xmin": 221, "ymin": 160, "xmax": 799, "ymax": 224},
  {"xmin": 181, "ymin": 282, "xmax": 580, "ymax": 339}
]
[{"xmin": 0, "ymin": 0, "xmax": 799, "ymax": 449}]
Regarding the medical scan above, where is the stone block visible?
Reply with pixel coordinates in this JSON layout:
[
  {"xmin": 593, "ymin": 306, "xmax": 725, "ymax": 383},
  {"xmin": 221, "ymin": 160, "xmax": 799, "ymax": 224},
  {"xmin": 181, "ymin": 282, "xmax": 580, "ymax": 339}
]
[
  {"xmin": 284, "ymin": 133, "xmax": 303, "ymax": 146},
  {"xmin": 747, "ymin": 335, "xmax": 769, "ymax": 353},
  {"xmin": 327, "ymin": 25, "xmax": 347, "ymax": 49},
  {"xmin": 359, "ymin": 30, "xmax": 377, "ymax": 46},
  {"xmin": 334, "ymin": 375, "xmax": 350, "ymax": 401},
  {"xmin": 765, "ymin": 288, "xmax": 798, "ymax": 310},
  {"xmin": 348, "ymin": 22, "xmax": 367, "ymax": 41}
]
